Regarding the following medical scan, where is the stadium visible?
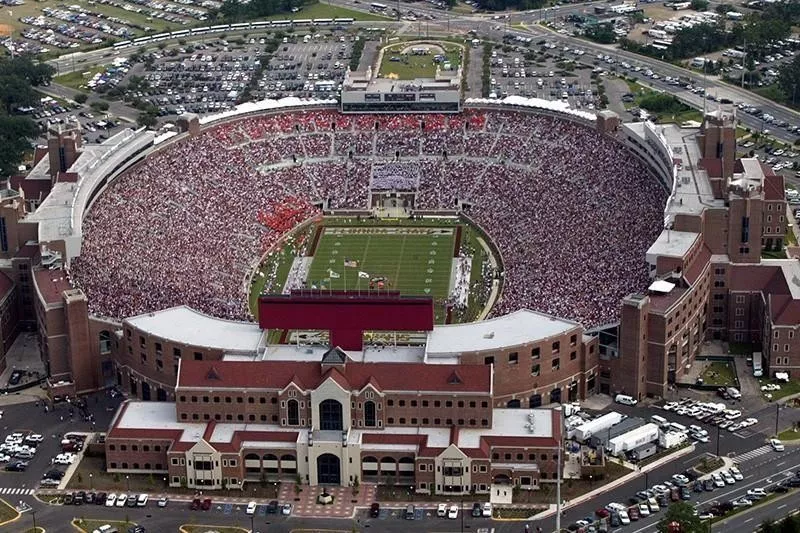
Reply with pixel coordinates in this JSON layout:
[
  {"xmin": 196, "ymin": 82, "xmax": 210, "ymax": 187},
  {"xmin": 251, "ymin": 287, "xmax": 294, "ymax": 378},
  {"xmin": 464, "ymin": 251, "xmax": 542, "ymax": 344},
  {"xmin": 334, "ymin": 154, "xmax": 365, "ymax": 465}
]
[{"xmin": 13, "ymin": 70, "xmax": 793, "ymax": 490}]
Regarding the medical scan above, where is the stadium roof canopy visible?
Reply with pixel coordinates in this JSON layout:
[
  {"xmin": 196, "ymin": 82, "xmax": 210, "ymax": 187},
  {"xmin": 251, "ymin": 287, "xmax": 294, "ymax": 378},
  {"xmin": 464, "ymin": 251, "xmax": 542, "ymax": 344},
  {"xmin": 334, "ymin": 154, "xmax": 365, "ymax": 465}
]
[
  {"xmin": 125, "ymin": 306, "xmax": 264, "ymax": 353},
  {"xmin": 425, "ymin": 309, "xmax": 580, "ymax": 357}
]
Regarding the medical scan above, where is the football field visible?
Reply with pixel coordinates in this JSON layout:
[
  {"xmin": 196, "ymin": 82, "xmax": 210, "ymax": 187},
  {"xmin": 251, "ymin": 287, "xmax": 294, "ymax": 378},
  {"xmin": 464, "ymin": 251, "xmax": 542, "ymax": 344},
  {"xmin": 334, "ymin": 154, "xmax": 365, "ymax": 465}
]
[{"xmin": 307, "ymin": 225, "xmax": 456, "ymax": 306}]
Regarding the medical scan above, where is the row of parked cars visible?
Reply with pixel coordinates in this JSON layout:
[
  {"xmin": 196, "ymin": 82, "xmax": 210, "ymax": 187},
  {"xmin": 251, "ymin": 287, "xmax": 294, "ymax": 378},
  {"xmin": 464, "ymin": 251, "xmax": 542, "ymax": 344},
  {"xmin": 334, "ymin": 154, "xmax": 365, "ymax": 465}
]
[
  {"xmin": 64, "ymin": 491, "xmax": 168, "ymax": 508},
  {"xmin": 2, "ymin": 431, "xmax": 45, "ymax": 471}
]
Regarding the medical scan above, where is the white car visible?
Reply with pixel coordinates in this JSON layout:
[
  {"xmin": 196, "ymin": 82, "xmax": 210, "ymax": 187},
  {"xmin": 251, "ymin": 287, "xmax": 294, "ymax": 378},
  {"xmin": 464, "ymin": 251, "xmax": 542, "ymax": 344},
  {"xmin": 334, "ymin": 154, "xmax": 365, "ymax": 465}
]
[
  {"xmin": 729, "ymin": 467, "xmax": 743, "ymax": 481},
  {"xmin": 722, "ymin": 471, "xmax": 736, "ymax": 485},
  {"xmin": 672, "ymin": 474, "xmax": 690, "ymax": 485},
  {"xmin": 482, "ymin": 502, "xmax": 492, "ymax": 517},
  {"xmin": 54, "ymin": 453, "xmax": 76, "ymax": 465},
  {"xmin": 437, "ymin": 503, "xmax": 447, "ymax": 517},
  {"xmin": 618, "ymin": 509, "xmax": 630, "ymax": 525},
  {"xmin": 246, "ymin": 501, "xmax": 257, "ymax": 515},
  {"xmin": 742, "ymin": 417, "xmax": 758, "ymax": 427},
  {"xmin": 711, "ymin": 473, "xmax": 725, "ymax": 488},
  {"xmin": 771, "ymin": 438, "xmax": 785, "ymax": 451},
  {"xmin": 732, "ymin": 497, "xmax": 753, "ymax": 507},
  {"xmin": 447, "ymin": 504, "xmax": 458, "ymax": 519},
  {"xmin": 105, "ymin": 493, "xmax": 117, "ymax": 507},
  {"xmin": 638, "ymin": 502, "xmax": 650, "ymax": 516},
  {"xmin": 116, "ymin": 493, "xmax": 127, "ymax": 507},
  {"xmin": 663, "ymin": 402, "xmax": 678, "ymax": 411},
  {"xmin": 281, "ymin": 503, "xmax": 292, "ymax": 516},
  {"xmin": 25, "ymin": 434, "xmax": 43, "ymax": 443},
  {"xmin": 747, "ymin": 488, "xmax": 768, "ymax": 499}
]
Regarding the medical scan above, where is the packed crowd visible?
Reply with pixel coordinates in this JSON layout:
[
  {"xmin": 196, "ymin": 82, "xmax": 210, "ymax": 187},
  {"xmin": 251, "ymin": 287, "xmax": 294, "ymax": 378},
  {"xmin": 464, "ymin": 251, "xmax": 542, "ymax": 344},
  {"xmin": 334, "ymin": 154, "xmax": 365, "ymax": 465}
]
[{"xmin": 71, "ymin": 109, "xmax": 667, "ymax": 327}]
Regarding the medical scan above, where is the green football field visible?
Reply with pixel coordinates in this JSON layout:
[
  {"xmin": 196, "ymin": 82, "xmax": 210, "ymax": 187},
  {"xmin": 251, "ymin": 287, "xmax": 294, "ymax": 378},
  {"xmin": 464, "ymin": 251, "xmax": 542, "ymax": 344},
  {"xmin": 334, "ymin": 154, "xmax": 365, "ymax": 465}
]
[{"xmin": 307, "ymin": 225, "xmax": 456, "ymax": 309}]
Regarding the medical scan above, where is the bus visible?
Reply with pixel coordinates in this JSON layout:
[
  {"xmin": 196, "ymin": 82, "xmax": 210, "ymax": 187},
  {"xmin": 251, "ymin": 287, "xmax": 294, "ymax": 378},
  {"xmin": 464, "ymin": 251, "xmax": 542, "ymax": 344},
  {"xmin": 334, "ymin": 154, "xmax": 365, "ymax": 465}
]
[
  {"xmin": 371, "ymin": 2, "xmax": 388, "ymax": 10},
  {"xmin": 753, "ymin": 351, "xmax": 763, "ymax": 377}
]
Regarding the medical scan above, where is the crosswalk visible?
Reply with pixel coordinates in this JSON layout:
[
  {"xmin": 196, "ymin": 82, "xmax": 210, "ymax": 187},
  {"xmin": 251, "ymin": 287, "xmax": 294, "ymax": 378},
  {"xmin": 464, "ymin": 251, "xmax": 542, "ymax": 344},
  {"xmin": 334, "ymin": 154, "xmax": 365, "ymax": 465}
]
[
  {"xmin": 735, "ymin": 445, "xmax": 772, "ymax": 462},
  {"xmin": 0, "ymin": 488, "xmax": 34, "ymax": 495}
]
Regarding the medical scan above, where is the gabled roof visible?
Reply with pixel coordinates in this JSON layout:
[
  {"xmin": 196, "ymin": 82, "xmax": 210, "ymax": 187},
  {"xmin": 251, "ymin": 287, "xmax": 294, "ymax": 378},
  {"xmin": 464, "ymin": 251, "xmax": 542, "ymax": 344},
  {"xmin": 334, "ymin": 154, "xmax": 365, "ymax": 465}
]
[
  {"xmin": 321, "ymin": 346, "xmax": 347, "ymax": 365},
  {"xmin": 178, "ymin": 360, "xmax": 491, "ymax": 394}
]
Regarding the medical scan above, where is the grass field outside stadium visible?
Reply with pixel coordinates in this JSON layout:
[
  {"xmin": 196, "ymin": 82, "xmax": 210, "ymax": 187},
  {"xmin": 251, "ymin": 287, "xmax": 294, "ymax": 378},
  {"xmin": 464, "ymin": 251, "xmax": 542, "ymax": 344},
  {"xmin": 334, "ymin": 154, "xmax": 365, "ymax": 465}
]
[{"xmin": 249, "ymin": 216, "xmax": 498, "ymax": 325}]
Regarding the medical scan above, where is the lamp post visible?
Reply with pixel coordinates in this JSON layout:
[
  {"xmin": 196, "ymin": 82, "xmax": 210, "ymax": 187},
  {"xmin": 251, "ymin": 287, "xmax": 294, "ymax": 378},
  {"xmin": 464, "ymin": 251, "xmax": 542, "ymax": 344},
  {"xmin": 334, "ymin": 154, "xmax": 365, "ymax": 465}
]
[
  {"xmin": 716, "ymin": 424, "xmax": 721, "ymax": 457},
  {"xmin": 250, "ymin": 514, "xmax": 254, "ymax": 533},
  {"xmin": 644, "ymin": 471, "xmax": 649, "ymax": 492},
  {"xmin": 775, "ymin": 403, "xmax": 781, "ymax": 436},
  {"xmin": 126, "ymin": 475, "xmax": 130, "ymax": 492},
  {"xmin": 31, "ymin": 509, "xmax": 36, "ymax": 532},
  {"xmin": 89, "ymin": 473, "xmax": 93, "ymax": 490}
]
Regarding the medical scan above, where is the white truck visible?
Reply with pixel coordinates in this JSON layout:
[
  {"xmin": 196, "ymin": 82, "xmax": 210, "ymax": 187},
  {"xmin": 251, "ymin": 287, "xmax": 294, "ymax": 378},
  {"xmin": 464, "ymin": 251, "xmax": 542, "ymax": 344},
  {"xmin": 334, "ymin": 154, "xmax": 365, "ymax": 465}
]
[
  {"xmin": 607, "ymin": 423, "xmax": 659, "ymax": 455},
  {"xmin": 570, "ymin": 412, "xmax": 625, "ymax": 442},
  {"xmin": 658, "ymin": 429, "xmax": 688, "ymax": 449}
]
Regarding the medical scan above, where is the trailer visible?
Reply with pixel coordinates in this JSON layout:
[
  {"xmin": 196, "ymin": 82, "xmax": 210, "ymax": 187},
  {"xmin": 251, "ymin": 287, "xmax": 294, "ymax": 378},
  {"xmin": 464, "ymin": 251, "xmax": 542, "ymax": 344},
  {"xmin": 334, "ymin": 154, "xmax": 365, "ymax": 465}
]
[
  {"xmin": 570, "ymin": 412, "xmax": 625, "ymax": 442},
  {"xmin": 629, "ymin": 442, "xmax": 658, "ymax": 462},
  {"xmin": 648, "ymin": 29, "xmax": 668, "ymax": 40},
  {"xmin": 606, "ymin": 423, "xmax": 659, "ymax": 455}
]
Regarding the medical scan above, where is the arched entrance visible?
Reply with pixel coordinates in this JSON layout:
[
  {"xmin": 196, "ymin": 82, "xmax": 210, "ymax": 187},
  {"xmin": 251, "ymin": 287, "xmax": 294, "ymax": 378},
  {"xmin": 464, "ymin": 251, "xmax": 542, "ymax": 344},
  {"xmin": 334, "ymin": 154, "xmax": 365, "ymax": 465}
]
[
  {"xmin": 317, "ymin": 453, "xmax": 341, "ymax": 485},
  {"xmin": 549, "ymin": 387, "xmax": 561, "ymax": 404},
  {"xmin": 507, "ymin": 399, "xmax": 521, "ymax": 408},
  {"xmin": 320, "ymin": 399, "xmax": 343, "ymax": 430}
]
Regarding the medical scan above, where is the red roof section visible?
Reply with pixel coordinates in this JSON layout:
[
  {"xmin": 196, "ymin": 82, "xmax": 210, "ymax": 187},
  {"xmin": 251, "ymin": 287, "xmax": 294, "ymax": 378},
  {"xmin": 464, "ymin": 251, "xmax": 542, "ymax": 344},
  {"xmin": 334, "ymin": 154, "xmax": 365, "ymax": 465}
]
[
  {"xmin": 178, "ymin": 360, "xmax": 492, "ymax": 394},
  {"xmin": 684, "ymin": 245, "xmax": 712, "ymax": 285},
  {"xmin": 34, "ymin": 268, "xmax": 71, "ymax": 304},
  {"xmin": 763, "ymin": 173, "xmax": 785, "ymax": 201}
]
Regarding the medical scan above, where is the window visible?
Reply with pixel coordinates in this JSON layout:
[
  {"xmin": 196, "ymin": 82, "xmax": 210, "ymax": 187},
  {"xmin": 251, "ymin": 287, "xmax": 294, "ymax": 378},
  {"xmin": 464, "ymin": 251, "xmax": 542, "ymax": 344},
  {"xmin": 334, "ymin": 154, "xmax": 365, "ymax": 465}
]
[
  {"xmin": 193, "ymin": 352, "xmax": 203, "ymax": 361},
  {"xmin": 532, "ymin": 364, "xmax": 540, "ymax": 376},
  {"xmin": 570, "ymin": 334, "xmax": 577, "ymax": 346},
  {"xmin": 552, "ymin": 341, "xmax": 560, "ymax": 352},
  {"xmin": 552, "ymin": 358, "xmax": 560, "ymax": 371},
  {"xmin": 387, "ymin": 400, "xmax": 394, "ymax": 407},
  {"xmin": 484, "ymin": 356, "xmax": 495, "ymax": 365},
  {"xmin": 364, "ymin": 401, "xmax": 377, "ymax": 427},
  {"xmin": 434, "ymin": 400, "xmax": 441, "ymax": 407},
  {"xmin": 399, "ymin": 400, "xmax": 405, "ymax": 407},
  {"xmin": 174, "ymin": 347, "xmax": 181, "ymax": 358},
  {"xmin": 287, "ymin": 399, "xmax": 299, "ymax": 425},
  {"xmin": 422, "ymin": 400, "xmax": 429, "ymax": 407},
  {"xmin": 508, "ymin": 352, "xmax": 518, "ymax": 364},
  {"xmin": 785, "ymin": 344, "xmax": 790, "ymax": 352},
  {"xmin": 445, "ymin": 400, "xmax": 453, "ymax": 407},
  {"xmin": 532, "ymin": 347, "xmax": 540, "ymax": 359},
  {"xmin": 410, "ymin": 400, "xmax": 417, "ymax": 407},
  {"xmin": 570, "ymin": 351, "xmax": 576, "ymax": 361}
]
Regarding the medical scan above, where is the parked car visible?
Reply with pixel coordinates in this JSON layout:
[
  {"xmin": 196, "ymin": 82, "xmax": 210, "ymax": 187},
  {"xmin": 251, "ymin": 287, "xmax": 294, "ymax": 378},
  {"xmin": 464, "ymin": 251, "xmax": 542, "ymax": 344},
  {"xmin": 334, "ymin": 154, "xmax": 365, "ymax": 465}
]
[
  {"xmin": 96, "ymin": 493, "xmax": 107, "ymax": 505},
  {"xmin": 437, "ymin": 503, "xmax": 447, "ymax": 517},
  {"xmin": 281, "ymin": 503, "xmax": 292, "ymax": 516},
  {"xmin": 267, "ymin": 500, "xmax": 279, "ymax": 514},
  {"xmin": 482, "ymin": 502, "xmax": 492, "ymax": 517},
  {"xmin": 369, "ymin": 503, "xmax": 380, "ymax": 518},
  {"xmin": 190, "ymin": 498, "xmax": 201, "ymax": 511},
  {"xmin": 157, "ymin": 497, "xmax": 168, "ymax": 508},
  {"xmin": 471, "ymin": 502, "xmax": 482, "ymax": 517},
  {"xmin": 105, "ymin": 493, "xmax": 117, "ymax": 507},
  {"xmin": 771, "ymin": 439, "xmax": 785, "ymax": 451},
  {"xmin": 246, "ymin": 501, "xmax": 257, "ymax": 515},
  {"xmin": 201, "ymin": 498, "xmax": 212, "ymax": 511}
]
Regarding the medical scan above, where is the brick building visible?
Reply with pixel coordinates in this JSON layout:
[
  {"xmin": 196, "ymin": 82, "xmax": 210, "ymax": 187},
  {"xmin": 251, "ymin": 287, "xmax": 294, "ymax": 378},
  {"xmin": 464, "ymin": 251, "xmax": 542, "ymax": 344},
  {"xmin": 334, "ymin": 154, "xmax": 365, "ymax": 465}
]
[{"xmin": 107, "ymin": 352, "xmax": 562, "ymax": 493}]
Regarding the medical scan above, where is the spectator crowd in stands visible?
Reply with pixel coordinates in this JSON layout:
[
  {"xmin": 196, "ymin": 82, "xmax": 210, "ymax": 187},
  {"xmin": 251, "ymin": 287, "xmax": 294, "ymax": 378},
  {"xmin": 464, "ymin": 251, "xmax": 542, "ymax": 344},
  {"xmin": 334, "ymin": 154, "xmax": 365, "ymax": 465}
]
[{"xmin": 71, "ymin": 109, "xmax": 667, "ymax": 327}]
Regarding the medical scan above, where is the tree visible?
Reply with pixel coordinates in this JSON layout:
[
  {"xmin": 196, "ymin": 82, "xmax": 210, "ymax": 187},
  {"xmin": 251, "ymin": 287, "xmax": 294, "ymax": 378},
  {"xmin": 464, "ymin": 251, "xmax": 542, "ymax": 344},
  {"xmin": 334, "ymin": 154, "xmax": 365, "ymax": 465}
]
[
  {"xmin": 0, "ymin": 115, "xmax": 37, "ymax": 177},
  {"xmin": 137, "ymin": 111, "xmax": 158, "ymax": 128},
  {"xmin": 74, "ymin": 93, "xmax": 89, "ymax": 105},
  {"xmin": 657, "ymin": 502, "xmax": 704, "ymax": 533},
  {"xmin": 91, "ymin": 100, "xmax": 110, "ymax": 112},
  {"xmin": 778, "ymin": 55, "xmax": 800, "ymax": 106},
  {"xmin": 690, "ymin": 0, "xmax": 709, "ymax": 11}
]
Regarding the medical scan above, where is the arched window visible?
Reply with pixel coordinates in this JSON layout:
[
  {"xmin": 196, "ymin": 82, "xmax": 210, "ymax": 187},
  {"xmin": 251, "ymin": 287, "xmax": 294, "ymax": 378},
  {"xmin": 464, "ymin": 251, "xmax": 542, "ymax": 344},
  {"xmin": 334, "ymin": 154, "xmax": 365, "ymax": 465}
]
[
  {"xmin": 244, "ymin": 453, "xmax": 259, "ymax": 461},
  {"xmin": 99, "ymin": 331, "xmax": 112, "ymax": 354},
  {"xmin": 364, "ymin": 400, "xmax": 376, "ymax": 427},
  {"xmin": 320, "ymin": 399, "xmax": 343, "ymax": 430},
  {"xmin": 287, "ymin": 399, "xmax": 299, "ymax": 425}
]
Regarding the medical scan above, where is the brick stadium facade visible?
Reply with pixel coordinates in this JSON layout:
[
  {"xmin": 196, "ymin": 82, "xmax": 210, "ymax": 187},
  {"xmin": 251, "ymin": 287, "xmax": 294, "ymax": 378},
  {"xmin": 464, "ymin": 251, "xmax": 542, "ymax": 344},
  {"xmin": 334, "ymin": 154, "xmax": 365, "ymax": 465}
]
[{"xmin": 0, "ymin": 104, "xmax": 793, "ymax": 489}]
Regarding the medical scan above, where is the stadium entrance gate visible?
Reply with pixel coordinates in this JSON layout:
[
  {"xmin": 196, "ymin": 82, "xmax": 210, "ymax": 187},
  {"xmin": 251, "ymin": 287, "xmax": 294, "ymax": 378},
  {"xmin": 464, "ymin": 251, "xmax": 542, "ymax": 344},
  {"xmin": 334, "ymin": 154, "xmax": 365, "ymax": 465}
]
[{"xmin": 317, "ymin": 454, "xmax": 341, "ymax": 485}]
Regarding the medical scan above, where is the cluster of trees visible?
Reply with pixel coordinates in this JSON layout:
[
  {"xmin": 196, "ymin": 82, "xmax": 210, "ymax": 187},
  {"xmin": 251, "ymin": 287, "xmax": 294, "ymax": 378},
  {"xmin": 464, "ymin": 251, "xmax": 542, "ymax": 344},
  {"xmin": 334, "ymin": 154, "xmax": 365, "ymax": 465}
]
[
  {"xmin": 622, "ymin": 4, "xmax": 794, "ymax": 62},
  {"xmin": 777, "ymin": 55, "xmax": 800, "ymax": 106},
  {"xmin": 656, "ymin": 502, "xmax": 704, "ymax": 533},
  {"xmin": 0, "ymin": 56, "xmax": 55, "ymax": 178},
  {"xmin": 217, "ymin": 0, "xmax": 304, "ymax": 21},
  {"xmin": 477, "ymin": 0, "xmax": 546, "ymax": 11},
  {"xmin": 584, "ymin": 23, "xmax": 617, "ymax": 45},
  {"xmin": 638, "ymin": 92, "xmax": 691, "ymax": 116}
]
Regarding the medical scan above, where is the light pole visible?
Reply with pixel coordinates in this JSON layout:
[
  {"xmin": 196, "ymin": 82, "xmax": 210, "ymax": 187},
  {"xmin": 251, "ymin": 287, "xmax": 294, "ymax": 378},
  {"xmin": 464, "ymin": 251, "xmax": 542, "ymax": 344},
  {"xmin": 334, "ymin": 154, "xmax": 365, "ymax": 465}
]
[
  {"xmin": 775, "ymin": 403, "xmax": 780, "ymax": 436},
  {"xmin": 250, "ymin": 514, "xmax": 254, "ymax": 533},
  {"xmin": 89, "ymin": 473, "xmax": 93, "ymax": 490},
  {"xmin": 126, "ymin": 475, "xmax": 130, "ymax": 492},
  {"xmin": 31, "ymin": 509, "xmax": 36, "ymax": 532}
]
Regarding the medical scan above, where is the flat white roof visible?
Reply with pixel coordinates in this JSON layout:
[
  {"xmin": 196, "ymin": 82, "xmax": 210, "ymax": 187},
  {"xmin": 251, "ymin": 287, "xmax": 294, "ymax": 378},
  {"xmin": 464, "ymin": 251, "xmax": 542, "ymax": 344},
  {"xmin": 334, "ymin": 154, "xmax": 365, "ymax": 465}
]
[
  {"xmin": 459, "ymin": 408, "xmax": 553, "ymax": 448},
  {"xmin": 259, "ymin": 344, "xmax": 435, "ymax": 363},
  {"xmin": 209, "ymin": 423, "xmax": 305, "ymax": 444},
  {"xmin": 426, "ymin": 309, "xmax": 579, "ymax": 356},
  {"xmin": 126, "ymin": 306, "xmax": 264, "ymax": 352},
  {"xmin": 646, "ymin": 230, "xmax": 699, "ymax": 259},
  {"xmin": 115, "ymin": 401, "xmax": 206, "ymax": 443},
  {"xmin": 649, "ymin": 280, "xmax": 676, "ymax": 294}
]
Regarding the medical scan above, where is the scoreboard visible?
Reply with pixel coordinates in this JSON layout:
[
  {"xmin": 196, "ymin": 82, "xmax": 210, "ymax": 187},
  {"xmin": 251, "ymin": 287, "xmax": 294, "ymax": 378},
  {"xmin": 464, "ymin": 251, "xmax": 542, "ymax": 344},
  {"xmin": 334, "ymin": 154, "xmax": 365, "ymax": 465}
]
[{"xmin": 341, "ymin": 88, "xmax": 461, "ymax": 113}]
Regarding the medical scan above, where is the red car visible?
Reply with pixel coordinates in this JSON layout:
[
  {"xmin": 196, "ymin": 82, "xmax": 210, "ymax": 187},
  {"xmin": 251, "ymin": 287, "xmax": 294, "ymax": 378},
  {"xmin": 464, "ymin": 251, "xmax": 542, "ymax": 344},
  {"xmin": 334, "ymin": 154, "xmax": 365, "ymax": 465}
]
[
  {"xmin": 595, "ymin": 508, "xmax": 610, "ymax": 518},
  {"xmin": 201, "ymin": 498, "xmax": 212, "ymax": 511},
  {"xmin": 190, "ymin": 498, "xmax": 201, "ymax": 510}
]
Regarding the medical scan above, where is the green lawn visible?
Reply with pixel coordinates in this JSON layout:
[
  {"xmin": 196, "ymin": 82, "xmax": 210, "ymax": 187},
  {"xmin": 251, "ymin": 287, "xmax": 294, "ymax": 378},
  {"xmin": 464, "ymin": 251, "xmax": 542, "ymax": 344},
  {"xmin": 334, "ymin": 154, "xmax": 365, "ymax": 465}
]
[
  {"xmin": 0, "ymin": 499, "xmax": 18, "ymax": 525},
  {"xmin": 763, "ymin": 249, "xmax": 788, "ymax": 259},
  {"xmin": 700, "ymin": 361, "xmax": 736, "ymax": 386},
  {"xmin": 760, "ymin": 379, "xmax": 800, "ymax": 401},
  {"xmin": 265, "ymin": 3, "xmax": 391, "ymax": 21},
  {"xmin": 380, "ymin": 43, "xmax": 463, "ymax": 80},
  {"xmin": 54, "ymin": 67, "xmax": 106, "ymax": 91},
  {"xmin": 777, "ymin": 427, "xmax": 800, "ymax": 441},
  {"xmin": 307, "ymin": 224, "xmax": 455, "ymax": 322}
]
